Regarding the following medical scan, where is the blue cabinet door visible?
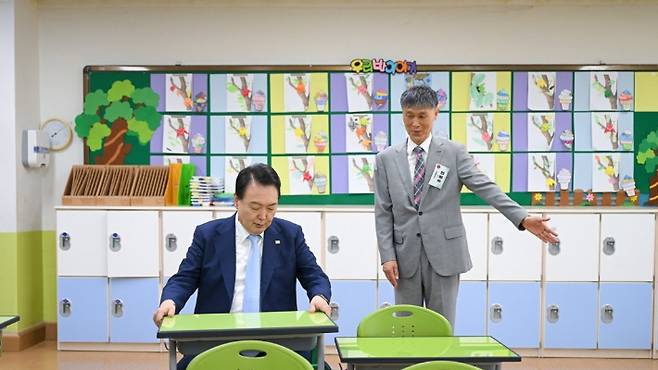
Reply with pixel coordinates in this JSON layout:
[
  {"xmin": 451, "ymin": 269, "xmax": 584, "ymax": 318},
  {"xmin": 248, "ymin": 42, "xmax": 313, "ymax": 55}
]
[
  {"xmin": 599, "ymin": 283, "xmax": 653, "ymax": 349},
  {"xmin": 378, "ymin": 279, "xmax": 395, "ymax": 308},
  {"xmin": 488, "ymin": 282, "xmax": 540, "ymax": 348},
  {"xmin": 57, "ymin": 277, "xmax": 109, "ymax": 342},
  {"xmin": 454, "ymin": 281, "xmax": 487, "ymax": 336},
  {"xmin": 110, "ymin": 278, "xmax": 160, "ymax": 343},
  {"xmin": 164, "ymin": 276, "xmax": 198, "ymax": 315},
  {"xmin": 544, "ymin": 282, "xmax": 597, "ymax": 349},
  {"xmin": 327, "ymin": 280, "xmax": 377, "ymax": 343}
]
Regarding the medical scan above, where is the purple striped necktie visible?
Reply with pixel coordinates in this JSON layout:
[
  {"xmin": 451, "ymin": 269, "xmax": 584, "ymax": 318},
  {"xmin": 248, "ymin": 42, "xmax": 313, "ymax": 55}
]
[{"xmin": 413, "ymin": 146, "xmax": 425, "ymax": 209}]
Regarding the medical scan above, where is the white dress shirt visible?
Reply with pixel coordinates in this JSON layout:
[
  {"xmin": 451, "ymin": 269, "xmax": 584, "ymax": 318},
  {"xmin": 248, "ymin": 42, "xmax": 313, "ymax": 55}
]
[
  {"xmin": 230, "ymin": 216, "xmax": 264, "ymax": 313},
  {"xmin": 406, "ymin": 133, "xmax": 432, "ymax": 184}
]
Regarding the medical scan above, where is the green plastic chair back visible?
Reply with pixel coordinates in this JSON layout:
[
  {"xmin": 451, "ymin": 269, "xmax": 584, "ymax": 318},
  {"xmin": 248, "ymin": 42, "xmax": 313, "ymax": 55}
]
[
  {"xmin": 187, "ymin": 340, "xmax": 313, "ymax": 370},
  {"xmin": 403, "ymin": 360, "xmax": 481, "ymax": 370},
  {"xmin": 357, "ymin": 304, "xmax": 452, "ymax": 337}
]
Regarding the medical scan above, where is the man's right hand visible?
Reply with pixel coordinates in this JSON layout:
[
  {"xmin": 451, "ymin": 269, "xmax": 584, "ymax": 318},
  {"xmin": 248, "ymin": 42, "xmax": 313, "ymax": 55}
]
[
  {"xmin": 153, "ymin": 299, "xmax": 176, "ymax": 327},
  {"xmin": 382, "ymin": 260, "xmax": 399, "ymax": 288}
]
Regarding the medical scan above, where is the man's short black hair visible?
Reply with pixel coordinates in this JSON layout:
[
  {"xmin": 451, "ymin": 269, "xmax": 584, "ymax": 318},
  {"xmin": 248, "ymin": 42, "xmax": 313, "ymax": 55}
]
[{"xmin": 235, "ymin": 163, "xmax": 281, "ymax": 199}]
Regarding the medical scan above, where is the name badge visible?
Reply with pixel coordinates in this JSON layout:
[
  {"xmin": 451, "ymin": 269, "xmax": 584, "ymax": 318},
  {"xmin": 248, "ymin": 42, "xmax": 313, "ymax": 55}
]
[{"xmin": 429, "ymin": 164, "xmax": 449, "ymax": 189}]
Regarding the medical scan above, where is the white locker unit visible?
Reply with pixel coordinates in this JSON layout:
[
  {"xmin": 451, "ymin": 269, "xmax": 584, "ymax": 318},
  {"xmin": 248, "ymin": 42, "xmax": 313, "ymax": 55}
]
[
  {"xmin": 488, "ymin": 213, "xmax": 542, "ymax": 281},
  {"xmin": 57, "ymin": 210, "xmax": 108, "ymax": 276},
  {"xmin": 276, "ymin": 211, "xmax": 323, "ymax": 265},
  {"xmin": 106, "ymin": 211, "xmax": 159, "ymax": 278},
  {"xmin": 600, "ymin": 213, "xmax": 655, "ymax": 282},
  {"xmin": 324, "ymin": 212, "xmax": 378, "ymax": 280},
  {"xmin": 461, "ymin": 213, "xmax": 488, "ymax": 281},
  {"xmin": 214, "ymin": 211, "xmax": 234, "ymax": 220},
  {"xmin": 162, "ymin": 211, "xmax": 213, "ymax": 277},
  {"xmin": 544, "ymin": 213, "xmax": 599, "ymax": 282}
]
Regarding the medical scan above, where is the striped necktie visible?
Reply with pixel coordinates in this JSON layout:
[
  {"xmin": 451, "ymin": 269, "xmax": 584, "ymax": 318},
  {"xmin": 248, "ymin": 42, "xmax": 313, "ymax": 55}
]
[{"xmin": 413, "ymin": 146, "xmax": 425, "ymax": 209}]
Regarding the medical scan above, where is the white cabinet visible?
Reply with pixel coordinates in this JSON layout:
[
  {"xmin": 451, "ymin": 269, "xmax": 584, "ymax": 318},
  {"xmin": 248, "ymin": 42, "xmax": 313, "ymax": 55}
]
[
  {"xmin": 276, "ymin": 211, "xmax": 323, "ymax": 265},
  {"xmin": 57, "ymin": 210, "xmax": 107, "ymax": 276},
  {"xmin": 461, "ymin": 213, "xmax": 488, "ymax": 281},
  {"xmin": 106, "ymin": 211, "xmax": 159, "ymax": 278},
  {"xmin": 600, "ymin": 214, "xmax": 655, "ymax": 282},
  {"xmin": 544, "ymin": 214, "xmax": 599, "ymax": 282},
  {"xmin": 162, "ymin": 211, "xmax": 213, "ymax": 277},
  {"xmin": 488, "ymin": 213, "xmax": 542, "ymax": 281},
  {"xmin": 325, "ymin": 212, "xmax": 378, "ymax": 279}
]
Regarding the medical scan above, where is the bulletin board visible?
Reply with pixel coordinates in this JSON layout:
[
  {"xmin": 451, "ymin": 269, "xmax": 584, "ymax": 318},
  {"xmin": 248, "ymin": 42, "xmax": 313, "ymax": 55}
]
[{"xmin": 79, "ymin": 65, "xmax": 658, "ymax": 206}]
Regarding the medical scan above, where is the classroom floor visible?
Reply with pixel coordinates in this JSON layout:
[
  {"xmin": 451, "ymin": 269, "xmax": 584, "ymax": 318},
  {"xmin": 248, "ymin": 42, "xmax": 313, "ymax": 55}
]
[{"xmin": 1, "ymin": 341, "xmax": 658, "ymax": 369}]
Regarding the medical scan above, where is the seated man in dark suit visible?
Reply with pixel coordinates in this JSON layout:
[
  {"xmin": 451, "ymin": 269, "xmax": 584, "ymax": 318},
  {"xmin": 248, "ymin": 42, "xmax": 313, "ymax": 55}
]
[{"xmin": 153, "ymin": 163, "xmax": 331, "ymax": 370}]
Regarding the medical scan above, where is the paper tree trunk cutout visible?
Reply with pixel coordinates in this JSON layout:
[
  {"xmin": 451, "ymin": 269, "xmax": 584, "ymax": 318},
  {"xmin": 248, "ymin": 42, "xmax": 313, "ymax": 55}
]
[
  {"xmin": 168, "ymin": 117, "xmax": 190, "ymax": 151},
  {"xmin": 531, "ymin": 114, "xmax": 555, "ymax": 148},
  {"xmin": 287, "ymin": 75, "xmax": 310, "ymax": 111},
  {"xmin": 288, "ymin": 116, "xmax": 310, "ymax": 151},
  {"xmin": 469, "ymin": 114, "xmax": 494, "ymax": 151},
  {"xmin": 532, "ymin": 73, "xmax": 555, "ymax": 109},
  {"xmin": 349, "ymin": 75, "xmax": 373, "ymax": 109},
  {"xmin": 593, "ymin": 74, "xmax": 618, "ymax": 110},
  {"xmin": 532, "ymin": 155, "xmax": 556, "ymax": 191},
  {"xmin": 352, "ymin": 157, "xmax": 374, "ymax": 192},
  {"xmin": 229, "ymin": 158, "xmax": 248, "ymax": 174},
  {"xmin": 595, "ymin": 155, "xmax": 620, "ymax": 191},
  {"xmin": 229, "ymin": 76, "xmax": 252, "ymax": 110},
  {"xmin": 291, "ymin": 158, "xmax": 314, "ymax": 191},
  {"xmin": 595, "ymin": 114, "xmax": 619, "ymax": 150},
  {"xmin": 229, "ymin": 117, "xmax": 251, "ymax": 152},
  {"xmin": 170, "ymin": 75, "xmax": 193, "ymax": 111}
]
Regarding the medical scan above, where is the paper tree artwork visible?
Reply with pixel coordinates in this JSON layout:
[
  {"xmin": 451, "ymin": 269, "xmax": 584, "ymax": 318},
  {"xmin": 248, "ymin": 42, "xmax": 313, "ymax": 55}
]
[
  {"xmin": 346, "ymin": 73, "xmax": 374, "ymax": 112},
  {"xmin": 288, "ymin": 156, "xmax": 317, "ymax": 195},
  {"xmin": 592, "ymin": 112, "xmax": 619, "ymax": 150},
  {"xmin": 225, "ymin": 156, "xmax": 252, "ymax": 193},
  {"xmin": 528, "ymin": 72, "xmax": 556, "ymax": 110},
  {"xmin": 593, "ymin": 153, "xmax": 620, "ymax": 192},
  {"xmin": 405, "ymin": 72, "xmax": 432, "ymax": 88},
  {"xmin": 348, "ymin": 155, "xmax": 375, "ymax": 193},
  {"xmin": 225, "ymin": 116, "xmax": 252, "ymax": 153},
  {"xmin": 472, "ymin": 154, "xmax": 496, "ymax": 181},
  {"xmin": 590, "ymin": 72, "xmax": 618, "ymax": 110},
  {"xmin": 528, "ymin": 153, "xmax": 557, "ymax": 192},
  {"xmin": 284, "ymin": 73, "xmax": 311, "ymax": 112},
  {"xmin": 466, "ymin": 113, "xmax": 494, "ymax": 151},
  {"xmin": 226, "ymin": 74, "xmax": 254, "ymax": 112},
  {"xmin": 166, "ymin": 73, "xmax": 193, "ymax": 112},
  {"xmin": 346, "ymin": 114, "xmax": 373, "ymax": 152},
  {"xmin": 163, "ymin": 156, "xmax": 190, "ymax": 165},
  {"xmin": 528, "ymin": 113, "xmax": 556, "ymax": 151},
  {"xmin": 164, "ymin": 115, "xmax": 191, "ymax": 153},
  {"xmin": 285, "ymin": 115, "xmax": 312, "ymax": 153},
  {"xmin": 469, "ymin": 72, "xmax": 496, "ymax": 111}
]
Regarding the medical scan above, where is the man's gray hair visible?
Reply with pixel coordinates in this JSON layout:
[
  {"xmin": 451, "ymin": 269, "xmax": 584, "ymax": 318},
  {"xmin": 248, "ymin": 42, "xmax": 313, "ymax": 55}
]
[{"xmin": 400, "ymin": 85, "xmax": 438, "ymax": 110}]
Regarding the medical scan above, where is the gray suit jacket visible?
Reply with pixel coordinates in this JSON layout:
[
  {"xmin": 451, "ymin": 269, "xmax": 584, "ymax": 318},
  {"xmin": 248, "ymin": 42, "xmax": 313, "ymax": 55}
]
[{"xmin": 374, "ymin": 136, "xmax": 528, "ymax": 278}]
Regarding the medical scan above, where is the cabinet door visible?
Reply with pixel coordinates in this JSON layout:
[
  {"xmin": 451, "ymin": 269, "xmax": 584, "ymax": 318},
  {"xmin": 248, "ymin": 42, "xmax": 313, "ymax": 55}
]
[
  {"xmin": 276, "ymin": 212, "xmax": 323, "ymax": 267},
  {"xmin": 599, "ymin": 282, "xmax": 653, "ymax": 349},
  {"xmin": 326, "ymin": 280, "xmax": 377, "ymax": 344},
  {"xmin": 378, "ymin": 279, "xmax": 395, "ymax": 309},
  {"xmin": 57, "ymin": 277, "xmax": 108, "ymax": 342},
  {"xmin": 163, "ymin": 276, "xmax": 198, "ymax": 315},
  {"xmin": 600, "ymin": 214, "xmax": 655, "ymax": 282},
  {"xmin": 488, "ymin": 282, "xmax": 540, "ymax": 348},
  {"xmin": 106, "ymin": 211, "xmax": 159, "ymax": 277},
  {"xmin": 454, "ymin": 281, "xmax": 487, "ymax": 336},
  {"xmin": 162, "ymin": 211, "xmax": 213, "ymax": 277},
  {"xmin": 544, "ymin": 214, "xmax": 599, "ymax": 282},
  {"xmin": 214, "ymin": 211, "xmax": 234, "ymax": 220},
  {"xmin": 57, "ymin": 210, "xmax": 107, "ymax": 276},
  {"xmin": 488, "ymin": 214, "xmax": 542, "ymax": 281},
  {"xmin": 324, "ymin": 213, "xmax": 378, "ymax": 279},
  {"xmin": 109, "ymin": 278, "xmax": 160, "ymax": 343},
  {"xmin": 544, "ymin": 282, "xmax": 597, "ymax": 349},
  {"xmin": 461, "ymin": 213, "xmax": 488, "ymax": 281}
]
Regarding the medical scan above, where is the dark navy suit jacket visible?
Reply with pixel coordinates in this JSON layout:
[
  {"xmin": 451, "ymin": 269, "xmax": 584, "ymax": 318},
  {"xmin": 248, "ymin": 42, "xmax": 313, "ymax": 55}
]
[{"xmin": 161, "ymin": 214, "xmax": 331, "ymax": 313}]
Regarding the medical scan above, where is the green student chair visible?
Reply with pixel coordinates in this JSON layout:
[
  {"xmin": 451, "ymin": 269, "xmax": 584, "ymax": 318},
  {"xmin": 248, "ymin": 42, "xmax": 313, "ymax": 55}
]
[
  {"xmin": 402, "ymin": 360, "xmax": 481, "ymax": 370},
  {"xmin": 187, "ymin": 340, "xmax": 313, "ymax": 370},
  {"xmin": 357, "ymin": 304, "xmax": 452, "ymax": 337}
]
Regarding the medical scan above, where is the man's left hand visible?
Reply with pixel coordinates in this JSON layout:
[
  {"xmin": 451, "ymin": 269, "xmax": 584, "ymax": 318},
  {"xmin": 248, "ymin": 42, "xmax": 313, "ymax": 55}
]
[
  {"xmin": 522, "ymin": 215, "xmax": 559, "ymax": 244},
  {"xmin": 308, "ymin": 295, "xmax": 332, "ymax": 316}
]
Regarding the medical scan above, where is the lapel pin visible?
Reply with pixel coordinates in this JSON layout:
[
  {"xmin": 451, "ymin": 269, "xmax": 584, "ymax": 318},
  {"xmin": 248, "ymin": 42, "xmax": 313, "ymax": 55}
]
[{"xmin": 275, "ymin": 240, "xmax": 281, "ymax": 245}]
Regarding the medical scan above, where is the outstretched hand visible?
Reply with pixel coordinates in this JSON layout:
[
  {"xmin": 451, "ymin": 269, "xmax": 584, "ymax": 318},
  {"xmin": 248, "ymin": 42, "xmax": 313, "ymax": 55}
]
[{"xmin": 522, "ymin": 216, "xmax": 559, "ymax": 244}]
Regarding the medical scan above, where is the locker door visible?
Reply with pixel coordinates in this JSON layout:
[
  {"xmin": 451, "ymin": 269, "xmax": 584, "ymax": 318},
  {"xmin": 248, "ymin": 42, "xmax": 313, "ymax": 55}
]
[
  {"xmin": 544, "ymin": 282, "xmax": 597, "ymax": 349},
  {"xmin": 57, "ymin": 277, "xmax": 108, "ymax": 342},
  {"xmin": 325, "ymin": 213, "xmax": 378, "ymax": 279},
  {"xmin": 544, "ymin": 214, "xmax": 599, "ymax": 282},
  {"xmin": 378, "ymin": 279, "xmax": 395, "ymax": 309},
  {"xmin": 488, "ymin": 213, "xmax": 542, "ymax": 281},
  {"xmin": 454, "ymin": 281, "xmax": 487, "ymax": 336},
  {"xmin": 600, "ymin": 214, "xmax": 655, "ymax": 282},
  {"xmin": 106, "ymin": 211, "xmax": 159, "ymax": 277},
  {"xmin": 326, "ymin": 280, "xmax": 377, "ymax": 344},
  {"xmin": 57, "ymin": 210, "xmax": 107, "ymax": 276},
  {"xmin": 599, "ymin": 282, "xmax": 653, "ymax": 349},
  {"xmin": 461, "ymin": 213, "xmax": 488, "ymax": 281},
  {"xmin": 109, "ymin": 278, "xmax": 160, "ymax": 343},
  {"xmin": 162, "ymin": 211, "xmax": 213, "ymax": 277},
  {"xmin": 488, "ymin": 282, "xmax": 540, "ymax": 348},
  {"xmin": 276, "ymin": 211, "xmax": 323, "ymax": 267}
]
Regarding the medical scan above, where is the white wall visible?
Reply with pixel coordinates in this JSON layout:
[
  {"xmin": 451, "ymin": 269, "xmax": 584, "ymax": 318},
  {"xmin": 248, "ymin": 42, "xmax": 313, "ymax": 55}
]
[
  {"xmin": 0, "ymin": 0, "xmax": 17, "ymax": 232},
  {"xmin": 37, "ymin": 0, "xmax": 658, "ymax": 229}
]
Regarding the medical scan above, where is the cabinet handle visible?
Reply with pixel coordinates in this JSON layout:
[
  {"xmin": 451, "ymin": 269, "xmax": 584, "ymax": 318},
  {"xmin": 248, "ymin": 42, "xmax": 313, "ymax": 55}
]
[
  {"xmin": 548, "ymin": 241, "xmax": 561, "ymax": 256},
  {"xmin": 327, "ymin": 235, "xmax": 340, "ymax": 254},
  {"xmin": 379, "ymin": 301, "xmax": 391, "ymax": 309},
  {"xmin": 165, "ymin": 233, "xmax": 177, "ymax": 252},
  {"xmin": 601, "ymin": 304, "xmax": 614, "ymax": 323},
  {"xmin": 329, "ymin": 302, "xmax": 340, "ymax": 321},
  {"xmin": 490, "ymin": 304, "xmax": 503, "ymax": 322},
  {"xmin": 547, "ymin": 304, "xmax": 560, "ymax": 323},
  {"xmin": 602, "ymin": 237, "xmax": 615, "ymax": 256},
  {"xmin": 109, "ymin": 233, "xmax": 121, "ymax": 252},
  {"xmin": 112, "ymin": 299, "xmax": 124, "ymax": 318},
  {"xmin": 491, "ymin": 236, "xmax": 504, "ymax": 255},
  {"xmin": 60, "ymin": 298, "xmax": 72, "ymax": 317},
  {"xmin": 59, "ymin": 232, "xmax": 71, "ymax": 251}
]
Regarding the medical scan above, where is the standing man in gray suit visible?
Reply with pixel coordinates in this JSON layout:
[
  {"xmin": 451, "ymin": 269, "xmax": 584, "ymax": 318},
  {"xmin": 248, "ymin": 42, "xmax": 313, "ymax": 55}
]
[{"xmin": 374, "ymin": 85, "xmax": 559, "ymax": 326}]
